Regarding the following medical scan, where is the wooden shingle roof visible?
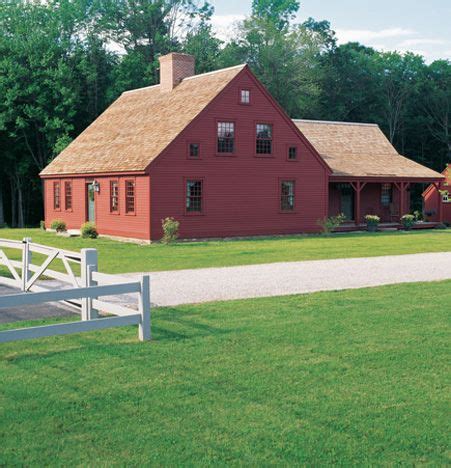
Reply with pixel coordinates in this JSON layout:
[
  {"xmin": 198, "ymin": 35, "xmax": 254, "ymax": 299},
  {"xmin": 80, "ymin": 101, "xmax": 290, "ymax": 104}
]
[
  {"xmin": 294, "ymin": 119, "xmax": 444, "ymax": 179},
  {"xmin": 41, "ymin": 64, "xmax": 246, "ymax": 176}
]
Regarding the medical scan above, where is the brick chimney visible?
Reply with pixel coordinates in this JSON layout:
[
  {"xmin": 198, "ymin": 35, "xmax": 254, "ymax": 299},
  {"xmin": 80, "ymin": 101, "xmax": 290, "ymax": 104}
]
[{"xmin": 159, "ymin": 53, "xmax": 195, "ymax": 92}]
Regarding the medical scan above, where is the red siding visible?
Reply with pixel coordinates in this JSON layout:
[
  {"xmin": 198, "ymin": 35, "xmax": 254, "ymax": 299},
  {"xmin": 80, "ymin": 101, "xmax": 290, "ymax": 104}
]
[
  {"xmin": 148, "ymin": 68, "xmax": 329, "ymax": 240},
  {"xmin": 423, "ymin": 167, "xmax": 451, "ymax": 223},
  {"xmin": 44, "ymin": 175, "xmax": 150, "ymax": 240}
]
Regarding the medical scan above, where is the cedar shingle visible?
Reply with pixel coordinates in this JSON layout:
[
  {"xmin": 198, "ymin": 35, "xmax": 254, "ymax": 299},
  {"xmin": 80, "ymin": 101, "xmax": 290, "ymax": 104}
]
[
  {"xmin": 294, "ymin": 120, "xmax": 443, "ymax": 179},
  {"xmin": 41, "ymin": 64, "xmax": 246, "ymax": 176}
]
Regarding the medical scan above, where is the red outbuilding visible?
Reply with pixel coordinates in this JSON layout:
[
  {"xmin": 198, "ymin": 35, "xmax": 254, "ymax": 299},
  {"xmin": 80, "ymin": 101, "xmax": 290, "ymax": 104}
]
[
  {"xmin": 423, "ymin": 164, "xmax": 451, "ymax": 224},
  {"xmin": 40, "ymin": 53, "xmax": 445, "ymax": 241}
]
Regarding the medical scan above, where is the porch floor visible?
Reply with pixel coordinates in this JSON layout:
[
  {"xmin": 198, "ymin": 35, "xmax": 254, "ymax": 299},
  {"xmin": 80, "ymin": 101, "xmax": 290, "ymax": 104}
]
[{"xmin": 335, "ymin": 221, "xmax": 440, "ymax": 232}]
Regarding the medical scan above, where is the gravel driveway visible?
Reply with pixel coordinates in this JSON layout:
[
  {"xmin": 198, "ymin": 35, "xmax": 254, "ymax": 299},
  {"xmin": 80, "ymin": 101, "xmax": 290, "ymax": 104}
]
[
  {"xmin": 2, "ymin": 252, "xmax": 450, "ymax": 323},
  {"xmin": 126, "ymin": 252, "xmax": 451, "ymax": 307}
]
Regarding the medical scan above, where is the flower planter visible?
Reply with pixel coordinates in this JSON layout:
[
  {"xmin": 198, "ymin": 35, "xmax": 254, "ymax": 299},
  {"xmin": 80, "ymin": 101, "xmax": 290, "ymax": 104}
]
[{"xmin": 367, "ymin": 224, "xmax": 378, "ymax": 232}]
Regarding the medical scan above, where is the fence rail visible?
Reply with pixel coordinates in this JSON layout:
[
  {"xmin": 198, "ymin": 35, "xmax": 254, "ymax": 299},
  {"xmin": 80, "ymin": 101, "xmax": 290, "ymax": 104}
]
[{"xmin": 0, "ymin": 238, "xmax": 151, "ymax": 343}]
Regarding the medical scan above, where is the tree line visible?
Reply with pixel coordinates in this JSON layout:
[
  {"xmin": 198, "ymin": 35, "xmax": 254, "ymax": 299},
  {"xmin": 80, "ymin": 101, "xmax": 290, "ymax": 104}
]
[{"xmin": 0, "ymin": 0, "xmax": 450, "ymax": 226}]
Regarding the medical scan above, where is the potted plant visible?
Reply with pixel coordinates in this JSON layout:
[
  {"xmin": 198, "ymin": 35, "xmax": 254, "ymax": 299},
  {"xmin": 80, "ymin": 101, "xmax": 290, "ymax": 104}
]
[
  {"xmin": 400, "ymin": 214, "xmax": 415, "ymax": 230},
  {"xmin": 364, "ymin": 214, "xmax": 380, "ymax": 232}
]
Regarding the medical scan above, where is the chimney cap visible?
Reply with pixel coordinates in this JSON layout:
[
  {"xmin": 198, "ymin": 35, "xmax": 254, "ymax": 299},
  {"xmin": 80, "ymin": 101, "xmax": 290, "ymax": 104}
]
[{"xmin": 159, "ymin": 52, "xmax": 195, "ymax": 63}]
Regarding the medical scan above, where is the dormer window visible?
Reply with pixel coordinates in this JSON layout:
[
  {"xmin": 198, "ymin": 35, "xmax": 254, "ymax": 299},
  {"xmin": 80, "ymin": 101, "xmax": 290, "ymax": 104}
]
[{"xmin": 240, "ymin": 89, "xmax": 250, "ymax": 104}]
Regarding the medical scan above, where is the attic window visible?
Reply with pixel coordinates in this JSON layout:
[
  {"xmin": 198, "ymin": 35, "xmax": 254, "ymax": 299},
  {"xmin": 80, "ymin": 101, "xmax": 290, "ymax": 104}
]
[
  {"xmin": 240, "ymin": 89, "xmax": 250, "ymax": 104},
  {"xmin": 189, "ymin": 143, "xmax": 200, "ymax": 158},
  {"xmin": 443, "ymin": 192, "xmax": 449, "ymax": 203},
  {"xmin": 288, "ymin": 146, "xmax": 297, "ymax": 160}
]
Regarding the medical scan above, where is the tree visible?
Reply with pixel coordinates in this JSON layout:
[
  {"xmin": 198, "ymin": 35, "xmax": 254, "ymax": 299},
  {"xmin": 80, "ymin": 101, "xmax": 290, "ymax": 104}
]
[
  {"xmin": 419, "ymin": 60, "xmax": 451, "ymax": 169},
  {"xmin": 220, "ymin": 1, "xmax": 329, "ymax": 117}
]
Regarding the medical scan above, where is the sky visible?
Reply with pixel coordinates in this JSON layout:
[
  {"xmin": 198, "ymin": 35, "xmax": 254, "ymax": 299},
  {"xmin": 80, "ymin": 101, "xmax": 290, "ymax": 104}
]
[{"xmin": 208, "ymin": 0, "xmax": 451, "ymax": 62}]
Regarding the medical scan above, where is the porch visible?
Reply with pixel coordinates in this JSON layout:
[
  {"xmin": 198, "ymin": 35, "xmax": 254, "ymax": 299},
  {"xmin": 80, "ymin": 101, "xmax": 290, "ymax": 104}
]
[
  {"xmin": 335, "ymin": 221, "xmax": 440, "ymax": 232},
  {"xmin": 329, "ymin": 178, "xmax": 445, "ymax": 227}
]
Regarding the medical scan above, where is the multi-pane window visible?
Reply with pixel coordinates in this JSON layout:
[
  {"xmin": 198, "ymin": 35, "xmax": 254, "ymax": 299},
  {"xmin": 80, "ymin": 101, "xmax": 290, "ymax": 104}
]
[
  {"xmin": 381, "ymin": 183, "xmax": 392, "ymax": 206},
  {"xmin": 53, "ymin": 182, "xmax": 61, "ymax": 210},
  {"xmin": 281, "ymin": 181, "xmax": 295, "ymax": 211},
  {"xmin": 189, "ymin": 143, "xmax": 200, "ymax": 158},
  {"xmin": 256, "ymin": 124, "xmax": 273, "ymax": 154},
  {"xmin": 125, "ymin": 180, "xmax": 135, "ymax": 213},
  {"xmin": 186, "ymin": 180, "xmax": 203, "ymax": 213},
  {"xmin": 240, "ymin": 89, "xmax": 250, "ymax": 104},
  {"xmin": 64, "ymin": 181, "xmax": 72, "ymax": 210},
  {"xmin": 288, "ymin": 146, "xmax": 297, "ymax": 160},
  {"xmin": 110, "ymin": 180, "xmax": 119, "ymax": 212},
  {"xmin": 442, "ymin": 192, "xmax": 449, "ymax": 203},
  {"xmin": 217, "ymin": 122, "xmax": 235, "ymax": 153}
]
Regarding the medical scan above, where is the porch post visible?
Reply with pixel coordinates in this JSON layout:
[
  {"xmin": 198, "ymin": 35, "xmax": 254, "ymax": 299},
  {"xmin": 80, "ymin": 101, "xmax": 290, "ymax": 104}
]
[
  {"xmin": 399, "ymin": 182, "xmax": 410, "ymax": 219},
  {"xmin": 433, "ymin": 183, "xmax": 444, "ymax": 223},
  {"xmin": 355, "ymin": 181, "xmax": 361, "ymax": 226}
]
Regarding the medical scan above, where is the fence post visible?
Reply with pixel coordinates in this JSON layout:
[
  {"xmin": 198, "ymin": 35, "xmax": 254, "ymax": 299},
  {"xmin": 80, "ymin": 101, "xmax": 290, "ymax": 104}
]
[
  {"xmin": 21, "ymin": 237, "xmax": 32, "ymax": 292},
  {"xmin": 81, "ymin": 248, "xmax": 98, "ymax": 320},
  {"xmin": 138, "ymin": 275, "xmax": 151, "ymax": 341}
]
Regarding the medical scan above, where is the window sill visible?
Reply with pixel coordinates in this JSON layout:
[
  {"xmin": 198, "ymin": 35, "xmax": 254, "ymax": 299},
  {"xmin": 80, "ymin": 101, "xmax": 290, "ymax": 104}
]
[
  {"xmin": 109, "ymin": 211, "xmax": 120, "ymax": 216},
  {"xmin": 125, "ymin": 211, "xmax": 136, "ymax": 216},
  {"xmin": 184, "ymin": 212, "xmax": 205, "ymax": 217}
]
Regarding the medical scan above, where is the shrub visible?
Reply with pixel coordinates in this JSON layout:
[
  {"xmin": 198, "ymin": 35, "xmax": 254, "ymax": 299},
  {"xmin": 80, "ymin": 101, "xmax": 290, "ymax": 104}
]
[
  {"xmin": 413, "ymin": 210, "xmax": 423, "ymax": 222},
  {"xmin": 364, "ymin": 214, "xmax": 380, "ymax": 232},
  {"xmin": 161, "ymin": 217, "xmax": 180, "ymax": 244},
  {"xmin": 81, "ymin": 222, "xmax": 98, "ymax": 239},
  {"xmin": 400, "ymin": 214, "xmax": 415, "ymax": 230},
  {"xmin": 40, "ymin": 220, "xmax": 46, "ymax": 230},
  {"xmin": 317, "ymin": 213, "xmax": 346, "ymax": 235},
  {"xmin": 50, "ymin": 219, "xmax": 67, "ymax": 232}
]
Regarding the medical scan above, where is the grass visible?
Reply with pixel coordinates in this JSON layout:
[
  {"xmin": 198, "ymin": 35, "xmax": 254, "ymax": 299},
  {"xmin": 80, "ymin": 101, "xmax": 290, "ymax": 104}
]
[
  {"xmin": 0, "ymin": 227, "xmax": 450, "ymax": 275},
  {"xmin": 1, "ymin": 281, "xmax": 450, "ymax": 465}
]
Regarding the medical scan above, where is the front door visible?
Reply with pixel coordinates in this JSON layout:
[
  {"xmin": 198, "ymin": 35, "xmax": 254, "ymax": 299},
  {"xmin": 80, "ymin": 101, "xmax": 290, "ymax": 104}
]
[
  {"xmin": 340, "ymin": 184, "xmax": 354, "ymax": 221},
  {"xmin": 87, "ymin": 183, "xmax": 95, "ymax": 222}
]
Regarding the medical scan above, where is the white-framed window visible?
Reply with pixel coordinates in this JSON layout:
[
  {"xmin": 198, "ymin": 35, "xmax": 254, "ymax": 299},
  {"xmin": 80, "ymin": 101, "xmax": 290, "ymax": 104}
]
[{"xmin": 240, "ymin": 89, "xmax": 250, "ymax": 104}]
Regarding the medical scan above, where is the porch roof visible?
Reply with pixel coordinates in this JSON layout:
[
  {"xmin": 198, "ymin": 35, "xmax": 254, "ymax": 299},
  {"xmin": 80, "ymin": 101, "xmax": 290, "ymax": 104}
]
[{"xmin": 293, "ymin": 120, "xmax": 444, "ymax": 181}]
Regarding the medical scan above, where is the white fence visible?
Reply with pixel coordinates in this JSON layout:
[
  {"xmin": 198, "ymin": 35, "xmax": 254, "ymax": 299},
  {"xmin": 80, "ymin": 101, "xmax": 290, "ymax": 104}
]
[{"xmin": 0, "ymin": 238, "xmax": 150, "ymax": 343}]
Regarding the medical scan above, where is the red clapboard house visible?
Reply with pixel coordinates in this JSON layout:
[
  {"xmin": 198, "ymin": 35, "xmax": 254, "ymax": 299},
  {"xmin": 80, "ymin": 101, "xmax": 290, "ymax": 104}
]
[
  {"xmin": 423, "ymin": 164, "xmax": 451, "ymax": 224},
  {"xmin": 40, "ymin": 53, "xmax": 445, "ymax": 241}
]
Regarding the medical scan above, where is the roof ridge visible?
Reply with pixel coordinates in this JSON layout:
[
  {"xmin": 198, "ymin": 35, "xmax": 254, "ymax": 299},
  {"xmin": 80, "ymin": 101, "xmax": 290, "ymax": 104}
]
[
  {"xmin": 183, "ymin": 63, "xmax": 246, "ymax": 81},
  {"xmin": 293, "ymin": 119, "xmax": 378, "ymax": 127},
  {"xmin": 121, "ymin": 64, "xmax": 246, "ymax": 96}
]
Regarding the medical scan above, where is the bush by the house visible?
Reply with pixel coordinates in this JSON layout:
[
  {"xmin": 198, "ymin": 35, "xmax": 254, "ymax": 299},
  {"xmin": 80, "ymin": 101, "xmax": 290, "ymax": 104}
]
[
  {"xmin": 364, "ymin": 214, "xmax": 380, "ymax": 232},
  {"xmin": 161, "ymin": 217, "xmax": 180, "ymax": 244},
  {"xmin": 413, "ymin": 210, "xmax": 423, "ymax": 222},
  {"xmin": 400, "ymin": 214, "xmax": 415, "ymax": 230},
  {"xmin": 40, "ymin": 220, "xmax": 46, "ymax": 230},
  {"xmin": 81, "ymin": 222, "xmax": 98, "ymax": 239},
  {"xmin": 50, "ymin": 219, "xmax": 67, "ymax": 232},
  {"xmin": 317, "ymin": 213, "xmax": 346, "ymax": 235}
]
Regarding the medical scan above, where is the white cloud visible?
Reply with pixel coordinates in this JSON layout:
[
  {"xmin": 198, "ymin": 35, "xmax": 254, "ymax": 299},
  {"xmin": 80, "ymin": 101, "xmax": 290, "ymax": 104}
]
[
  {"xmin": 211, "ymin": 14, "xmax": 245, "ymax": 41},
  {"xmin": 398, "ymin": 38, "xmax": 446, "ymax": 47},
  {"xmin": 335, "ymin": 27, "xmax": 415, "ymax": 44},
  {"xmin": 334, "ymin": 27, "xmax": 451, "ymax": 62}
]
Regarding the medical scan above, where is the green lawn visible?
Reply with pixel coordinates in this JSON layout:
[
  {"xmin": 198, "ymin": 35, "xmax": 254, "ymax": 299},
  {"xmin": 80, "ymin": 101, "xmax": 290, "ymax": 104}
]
[
  {"xmin": 0, "ymin": 228, "xmax": 450, "ymax": 274},
  {"xmin": 1, "ymin": 281, "xmax": 450, "ymax": 465}
]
